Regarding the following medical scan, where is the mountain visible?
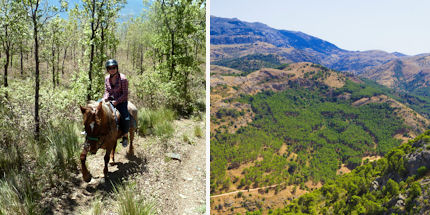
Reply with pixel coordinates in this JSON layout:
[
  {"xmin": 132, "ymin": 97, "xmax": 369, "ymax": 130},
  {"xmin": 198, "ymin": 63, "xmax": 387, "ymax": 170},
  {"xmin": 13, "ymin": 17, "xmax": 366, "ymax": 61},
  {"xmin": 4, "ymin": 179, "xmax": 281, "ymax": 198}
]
[
  {"xmin": 211, "ymin": 16, "xmax": 430, "ymax": 117},
  {"xmin": 363, "ymin": 55, "xmax": 430, "ymax": 94},
  {"xmin": 210, "ymin": 62, "xmax": 429, "ymax": 214},
  {"xmin": 210, "ymin": 16, "xmax": 343, "ymax": 54},
  {"xmin": 263, "ymin": 130, "xmax": 430, "ymax": 215},
  {"xmin": 210, "ymin": 16, "xmax": 400, "ymax": 73}
]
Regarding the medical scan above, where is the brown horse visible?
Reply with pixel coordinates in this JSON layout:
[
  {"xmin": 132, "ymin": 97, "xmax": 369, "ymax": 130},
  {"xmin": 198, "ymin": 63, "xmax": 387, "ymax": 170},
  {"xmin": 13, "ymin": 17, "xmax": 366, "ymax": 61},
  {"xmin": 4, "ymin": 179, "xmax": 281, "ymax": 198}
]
[{"xmin": 79, "ymin": 100, "xmax": 138, "ymax": 182}]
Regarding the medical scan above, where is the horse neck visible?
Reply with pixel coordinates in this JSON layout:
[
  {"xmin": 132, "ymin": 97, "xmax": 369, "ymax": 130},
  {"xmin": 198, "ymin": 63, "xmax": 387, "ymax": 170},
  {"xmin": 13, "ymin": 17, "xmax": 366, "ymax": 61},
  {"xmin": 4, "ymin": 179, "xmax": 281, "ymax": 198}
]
[{"xmin": 101, "ymin": 103, "xmax": 114, "ymax": 127}]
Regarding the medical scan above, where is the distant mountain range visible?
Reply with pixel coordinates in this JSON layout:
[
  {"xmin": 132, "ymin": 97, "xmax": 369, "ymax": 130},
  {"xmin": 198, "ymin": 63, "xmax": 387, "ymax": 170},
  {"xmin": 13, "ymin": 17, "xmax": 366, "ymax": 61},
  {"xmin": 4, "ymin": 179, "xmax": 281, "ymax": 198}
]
[{"xmin": 210, "ymin": 16, "xmax": 430, "ymax": 97}]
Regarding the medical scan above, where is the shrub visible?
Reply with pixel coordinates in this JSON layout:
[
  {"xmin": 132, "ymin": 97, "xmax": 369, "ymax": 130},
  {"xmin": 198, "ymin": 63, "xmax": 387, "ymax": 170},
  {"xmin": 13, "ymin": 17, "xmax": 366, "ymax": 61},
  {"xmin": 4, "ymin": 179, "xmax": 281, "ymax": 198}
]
[
  {"xmin": 0, "ymin": 172, "xmax": 41, "ymax": 215},
  {"xmin": 194, "ymin": 125, "xmax": 203, "ymax": 138},
  {"xmin": 41, "ymin": 120, "xmax": 82, "ymax": 177},
  {"xmin": 183, "ymin": 134, "xmax": 192, "ymax": 144},
  {"xmin": 154, "ymin": 121, "xmax": 174, "ymax": 139},
  {"xmin": 138, "ymin": 108, "xmax": 175, "ymax": 139},
  {"xmin": 417, "ymin": 166, "xmax": 428, "ymax": 177},
  {"xmin": 113, "ymin": 182, "xmax": 155, "ymax": 215},
  {"xmin": 383, "ymin": 179, "xmax": 399, "ymax": 196}
]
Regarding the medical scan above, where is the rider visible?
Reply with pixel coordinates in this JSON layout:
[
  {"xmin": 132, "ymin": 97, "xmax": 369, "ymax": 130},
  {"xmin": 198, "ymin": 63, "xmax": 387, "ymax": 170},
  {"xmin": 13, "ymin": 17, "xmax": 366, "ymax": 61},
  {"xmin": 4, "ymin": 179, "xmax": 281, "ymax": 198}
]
[{"xmin": 103, "ymin": 59, "xmax": 130, "ymax": 147}]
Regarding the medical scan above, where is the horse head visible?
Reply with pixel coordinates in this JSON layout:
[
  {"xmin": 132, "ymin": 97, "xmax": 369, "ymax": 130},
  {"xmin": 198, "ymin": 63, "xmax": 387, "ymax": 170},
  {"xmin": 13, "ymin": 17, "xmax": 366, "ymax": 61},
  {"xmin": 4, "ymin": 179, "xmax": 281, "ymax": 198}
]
[{"xmin": 80, "ymin": 101, "xmax": 106, "ymax": 154}]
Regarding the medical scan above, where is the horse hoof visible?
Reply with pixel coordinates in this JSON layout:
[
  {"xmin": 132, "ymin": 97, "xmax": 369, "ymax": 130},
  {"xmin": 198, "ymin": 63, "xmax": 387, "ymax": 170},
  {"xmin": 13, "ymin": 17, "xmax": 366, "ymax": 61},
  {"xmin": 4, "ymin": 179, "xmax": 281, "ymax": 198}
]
[
  {"xmin": 109, "ymin": 162, "xmax": 116, "ymax": 166},
  {"xmin": 83, "ymin": 174, "xmax": 92, "ymax": 183}
]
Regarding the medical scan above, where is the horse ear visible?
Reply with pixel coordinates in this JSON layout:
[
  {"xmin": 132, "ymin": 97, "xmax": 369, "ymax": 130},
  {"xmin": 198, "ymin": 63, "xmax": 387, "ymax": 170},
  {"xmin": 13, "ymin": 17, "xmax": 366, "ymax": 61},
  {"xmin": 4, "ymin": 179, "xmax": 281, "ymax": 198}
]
[
  {"xmin": 80, "ymin": 105, "xmax": 87, "ymax": 114},
  {"xmin": 97, "ymin": 101, "xmax": 103, "ymax": 111},
  {"xmin": 96, "ymin": 101, "xmax": 103, "ymax": 116}
]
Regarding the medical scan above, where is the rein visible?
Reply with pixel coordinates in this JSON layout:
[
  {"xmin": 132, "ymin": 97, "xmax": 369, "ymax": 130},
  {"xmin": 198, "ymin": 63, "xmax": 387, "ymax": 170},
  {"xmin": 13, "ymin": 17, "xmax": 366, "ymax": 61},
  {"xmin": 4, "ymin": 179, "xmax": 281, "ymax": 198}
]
[{"xmin": 84, "ymin": 135, "xmax": 105, "ymax": 150}]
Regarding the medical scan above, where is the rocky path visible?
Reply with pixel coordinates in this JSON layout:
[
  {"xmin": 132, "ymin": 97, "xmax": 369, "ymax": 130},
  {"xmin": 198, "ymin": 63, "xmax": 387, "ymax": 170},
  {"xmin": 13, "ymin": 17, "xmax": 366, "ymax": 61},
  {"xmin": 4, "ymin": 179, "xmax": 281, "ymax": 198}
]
[{"xmin": 44, "ymin": 118, "xmax": 206, "ymax": 215}]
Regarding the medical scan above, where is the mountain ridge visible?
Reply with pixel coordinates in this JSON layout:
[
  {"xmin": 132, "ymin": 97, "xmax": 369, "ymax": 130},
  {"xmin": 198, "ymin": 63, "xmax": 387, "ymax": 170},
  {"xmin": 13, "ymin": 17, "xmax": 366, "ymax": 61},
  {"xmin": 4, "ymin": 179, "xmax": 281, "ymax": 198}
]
[{"xmin": 211, "ymin": 16, "xmax": 430, "ymax": 117}]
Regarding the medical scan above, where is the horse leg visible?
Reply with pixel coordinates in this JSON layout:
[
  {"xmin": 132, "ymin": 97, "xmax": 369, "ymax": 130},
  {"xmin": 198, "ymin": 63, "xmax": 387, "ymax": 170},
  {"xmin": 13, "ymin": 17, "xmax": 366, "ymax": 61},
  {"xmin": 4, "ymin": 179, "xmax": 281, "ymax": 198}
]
[
  {"xmin": 110, "ymin": 141, "xmax": 117, "ymax": 166},
  {"xmin": 128, "ymin": 129, "xmax": 134, "ymax": 156},
  {"xmin": 104, "ymin": 147, "xmax": 112, "ymax": 177},
  {"xmin": 80, "ymin": 148, "xmax": 92, "ymax": 182}
]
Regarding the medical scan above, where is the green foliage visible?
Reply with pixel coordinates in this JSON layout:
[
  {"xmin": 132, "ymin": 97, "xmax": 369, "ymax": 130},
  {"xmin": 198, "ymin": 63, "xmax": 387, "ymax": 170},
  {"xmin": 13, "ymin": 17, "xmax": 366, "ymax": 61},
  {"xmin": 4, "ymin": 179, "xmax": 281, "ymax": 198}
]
[
  {"xmin": 194, "ymin": 125, "xmax": 203, "ymax": 138},
  {"xmin": 89, "ymin": 198, "xmax": 103, "ymax": 215},
  {"xmin": 0, "ymin": 93, "xmax": 23, "ymax": 176},
  {"xmin": 40, "ymin": 120, "xmax": 82, "ymax": 177},
  {"xmin": 216, "ymin": 108, "xmax": 244, "ymax": 118},
  {"xmin": 182, "ymin": 134, "xmax": 192, "ymax": 144},
  {"xmin": 131, "ymin": 71, "xmax": 169, "ymax": 109},
  {"xmin": 356, "ymin": 78, "xmax": 430, "ymax": 119},
  {"xmin": 417, "ymin": 166, "xmax": 427, "ymax": 177},
  {"xmin": 269, "ymin": 132, "xmax": 430, "ymax": 214},
  {"xmin": 213, "ymin": 54, "xmax": 285, "ymax": 75},
  {"xmin": 383, "ymin": 179, "xmax": 399, "ymax": 196},
  {"xmin": 113, "ymin": 182, "xmax": 155, "ymax": 215},
  {"xmin": 146, "ymin": 0, "xmax": 206, "ymax": 115},
  {"xmin": 409, "ymin": 182, "xmax": 422, "ymax": 199},
  {"xmin": 137, "ymin": 107, "xmax": 175, "ymax": 139},
  {"xmin": 211, "ymin": 84, "xmax": 406, "ymax": 193},
  {"xmin": 335, "ymin": 79, "xmax": 384, "ymax": 100},
  {"xmin": 0, "ymin": 172, "xmax": 41, "ymax": 215}
]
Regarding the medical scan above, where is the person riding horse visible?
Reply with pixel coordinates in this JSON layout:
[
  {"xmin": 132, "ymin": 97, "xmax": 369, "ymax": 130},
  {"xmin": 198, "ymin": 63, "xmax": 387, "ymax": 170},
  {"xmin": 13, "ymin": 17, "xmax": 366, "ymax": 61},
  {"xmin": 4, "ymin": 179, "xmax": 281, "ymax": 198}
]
[{"xmin": 103, "ymin": 59, "xmax": 130, "ymax": 147}]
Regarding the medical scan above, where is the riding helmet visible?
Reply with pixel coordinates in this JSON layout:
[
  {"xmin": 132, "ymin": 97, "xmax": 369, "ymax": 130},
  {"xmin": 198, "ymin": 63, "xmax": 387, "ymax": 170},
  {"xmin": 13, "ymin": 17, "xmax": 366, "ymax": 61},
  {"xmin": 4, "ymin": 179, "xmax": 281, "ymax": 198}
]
[{"xmin": 105, "ymin": 59, "xmax": 118, "ymax": 68}]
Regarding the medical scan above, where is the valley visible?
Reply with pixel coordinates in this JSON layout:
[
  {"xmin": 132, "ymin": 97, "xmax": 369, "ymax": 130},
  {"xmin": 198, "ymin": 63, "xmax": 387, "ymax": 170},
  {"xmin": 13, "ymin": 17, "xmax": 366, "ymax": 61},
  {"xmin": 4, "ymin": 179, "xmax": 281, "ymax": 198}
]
[{"xmin": 210, "ymin": 15, "xmax": 430, "ymax": 214}]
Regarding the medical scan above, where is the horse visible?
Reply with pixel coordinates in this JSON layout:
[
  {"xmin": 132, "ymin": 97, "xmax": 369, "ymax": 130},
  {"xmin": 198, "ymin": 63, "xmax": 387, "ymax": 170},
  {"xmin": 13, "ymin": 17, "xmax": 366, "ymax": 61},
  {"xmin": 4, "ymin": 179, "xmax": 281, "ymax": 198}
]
[{"xmin": 79, "ymin": 100, "xmax": 138, "ymax": 182}]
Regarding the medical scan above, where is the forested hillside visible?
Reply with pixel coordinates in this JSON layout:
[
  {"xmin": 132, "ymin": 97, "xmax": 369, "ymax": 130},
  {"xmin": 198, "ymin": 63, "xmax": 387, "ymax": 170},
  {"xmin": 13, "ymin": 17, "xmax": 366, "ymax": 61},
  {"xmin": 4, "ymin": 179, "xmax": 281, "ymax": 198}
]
[
  {"xmin": 259, "ymin": 130, "xmax": 430, "ymax": 215},
  {"xmin": 0, "ymin": 0, "xmax": 205, "ymax": 214},
  {"xmin": 210, "ymin": 62, "xmax": 429, "ymax": 214}
]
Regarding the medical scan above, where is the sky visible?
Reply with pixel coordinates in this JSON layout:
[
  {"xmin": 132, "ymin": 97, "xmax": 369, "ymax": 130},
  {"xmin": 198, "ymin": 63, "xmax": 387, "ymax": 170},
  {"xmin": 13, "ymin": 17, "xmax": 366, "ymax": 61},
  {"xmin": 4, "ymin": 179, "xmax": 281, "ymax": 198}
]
[
  {"xmin": 63, "ymin": 0, "xmax": 144, "ymax": 20},
  {"xmin": 211, "ymin": 0, "xmax": 430, "ymax": 56}
]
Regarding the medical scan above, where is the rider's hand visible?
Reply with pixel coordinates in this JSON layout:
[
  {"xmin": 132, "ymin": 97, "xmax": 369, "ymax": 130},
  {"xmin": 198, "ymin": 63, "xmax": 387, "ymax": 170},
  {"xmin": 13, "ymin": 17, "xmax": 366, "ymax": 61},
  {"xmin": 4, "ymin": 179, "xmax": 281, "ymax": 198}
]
[{"xmin": 113, "ymin": 101, "xmax": 118, "ymax": 106}]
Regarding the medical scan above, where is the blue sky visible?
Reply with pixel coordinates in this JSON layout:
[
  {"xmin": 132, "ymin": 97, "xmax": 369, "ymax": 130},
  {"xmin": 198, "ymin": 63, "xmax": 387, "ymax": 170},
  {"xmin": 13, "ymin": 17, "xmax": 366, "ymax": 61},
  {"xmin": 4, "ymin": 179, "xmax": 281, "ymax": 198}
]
[
  {"xmin": 211, "ymin": 0, "xmax": 430, "ymax": 55},
  {"xmin": 64, "ymin": 0, "xmax": 144, "ymax": 20}
]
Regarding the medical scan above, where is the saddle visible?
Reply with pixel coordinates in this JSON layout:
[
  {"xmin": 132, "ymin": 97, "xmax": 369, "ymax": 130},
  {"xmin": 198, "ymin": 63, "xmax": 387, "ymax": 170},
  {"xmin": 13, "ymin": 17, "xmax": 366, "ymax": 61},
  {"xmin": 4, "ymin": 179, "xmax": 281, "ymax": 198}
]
[{"xmin": 107, "ymin": 102, "xmax": 136, "ymax": 130}]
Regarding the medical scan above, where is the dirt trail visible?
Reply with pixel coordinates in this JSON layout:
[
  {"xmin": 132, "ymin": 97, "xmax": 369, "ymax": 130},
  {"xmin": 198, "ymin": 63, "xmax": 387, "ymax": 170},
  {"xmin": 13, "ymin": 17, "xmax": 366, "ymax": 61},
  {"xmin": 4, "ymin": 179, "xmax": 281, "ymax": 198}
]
[
  {"xmin": 44, "ymin": 118, "xmax": 206, "ymax": 215},
  {"xmin": 211, "ymin": 183, "xmax": 285, "ymax": 198}
]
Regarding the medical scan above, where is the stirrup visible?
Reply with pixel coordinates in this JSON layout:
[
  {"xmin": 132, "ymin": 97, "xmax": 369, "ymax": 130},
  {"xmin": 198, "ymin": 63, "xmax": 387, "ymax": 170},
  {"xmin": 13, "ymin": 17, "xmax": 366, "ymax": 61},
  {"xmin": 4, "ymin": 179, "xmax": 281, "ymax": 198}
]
[{"xmin": 121, "ymin": 137, "xmax": 128, "ymax": 147}]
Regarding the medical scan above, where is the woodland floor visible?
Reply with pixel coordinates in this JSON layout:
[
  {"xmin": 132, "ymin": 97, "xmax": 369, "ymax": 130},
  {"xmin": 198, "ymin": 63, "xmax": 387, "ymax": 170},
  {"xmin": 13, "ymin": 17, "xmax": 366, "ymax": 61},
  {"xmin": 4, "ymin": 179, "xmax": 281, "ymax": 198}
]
[{"xmin": 41, "ymin": 118, "xmax": 206, "ymax": 215}]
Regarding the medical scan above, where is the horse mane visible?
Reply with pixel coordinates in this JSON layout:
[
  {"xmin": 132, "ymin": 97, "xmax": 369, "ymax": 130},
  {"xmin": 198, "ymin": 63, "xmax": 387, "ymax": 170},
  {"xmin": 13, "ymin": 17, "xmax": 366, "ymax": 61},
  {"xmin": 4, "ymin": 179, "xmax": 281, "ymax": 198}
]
[{"xmin": 85, "ymin": 100, "xmax": 117, "ymax": 136}]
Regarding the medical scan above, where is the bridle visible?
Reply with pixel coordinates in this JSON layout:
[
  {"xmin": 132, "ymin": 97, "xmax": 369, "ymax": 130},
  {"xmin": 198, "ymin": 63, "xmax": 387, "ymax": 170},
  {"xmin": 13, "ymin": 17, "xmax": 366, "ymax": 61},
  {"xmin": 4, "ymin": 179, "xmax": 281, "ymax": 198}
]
[{"xmin": 84, "ymin": 134, "xmax": 105, "ymax": 150}]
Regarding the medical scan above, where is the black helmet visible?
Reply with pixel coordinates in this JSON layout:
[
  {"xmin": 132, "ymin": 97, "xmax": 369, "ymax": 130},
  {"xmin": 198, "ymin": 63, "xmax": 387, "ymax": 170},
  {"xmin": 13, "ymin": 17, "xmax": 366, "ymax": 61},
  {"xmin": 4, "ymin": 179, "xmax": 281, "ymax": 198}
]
[{"xmin": 105, "ymin": 59, "xmax": 118, "ymax": 68}]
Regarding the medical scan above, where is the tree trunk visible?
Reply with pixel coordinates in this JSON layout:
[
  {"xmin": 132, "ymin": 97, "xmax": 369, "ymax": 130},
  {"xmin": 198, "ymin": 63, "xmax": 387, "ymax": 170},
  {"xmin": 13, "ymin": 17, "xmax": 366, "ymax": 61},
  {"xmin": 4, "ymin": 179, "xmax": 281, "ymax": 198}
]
[
  {"xmin": 169, "ymin": 31, "xmax": 175, "ymax": 80},
  {"xmin": 10, "ymin": 52, "xmax": 13, "ymax": 70},
  {"xmin": 88, "ymin": 43, "xmax": 94, "ymax": 101},
  {"xmin": 140, "ymin": 45, "xmax": 144, "ymax": 75},
  {"xmin": 62, "ymin": 47, "xmax": 67, "ymax": 75},
  {"xmin": 56, "ymin": 46, "xmax": 60, "ymax": 85},
  {"xmin": 4, "ymin": 48, "xmax": 9, "ymax": 88},
  {"xmin": 33, "ymin": 17, "xmax": 40, "ymax": 141},
  {"xmin": 52, "ymin": 43, "xmax": 56, "ymax": 88},
  {"xmin": 20, "ymin": 45, "xmax": 24, "ymax": 76},
  {"xmin": 87, "ymin": 0, "xmax": 97, "ymax": 101},
  {"xmin": 126, "ymin": 42, "xmax": 129, "ymax": 60},
  {"xmin": 3, "ymin": 24, "xmax": 9, "ymax": 87},
  {"xmin": 99, "ymin": 25, "xmax": 105, "ymax": 71}
]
